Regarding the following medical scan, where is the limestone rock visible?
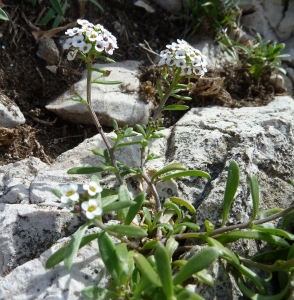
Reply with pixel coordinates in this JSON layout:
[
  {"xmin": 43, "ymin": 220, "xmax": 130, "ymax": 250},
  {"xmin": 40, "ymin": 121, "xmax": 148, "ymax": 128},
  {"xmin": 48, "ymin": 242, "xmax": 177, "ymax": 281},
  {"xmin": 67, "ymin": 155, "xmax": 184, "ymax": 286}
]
[
  {"xmin": 0, "ymin": 93, "xmax": 26, "ymax": 128},
  {"xmin": 189, "ymin": 37, "xmax": 236, "ymax": 70},
  {"xmin": 46, "ymin": 60, "xmax": 154, "ymax": 127}
]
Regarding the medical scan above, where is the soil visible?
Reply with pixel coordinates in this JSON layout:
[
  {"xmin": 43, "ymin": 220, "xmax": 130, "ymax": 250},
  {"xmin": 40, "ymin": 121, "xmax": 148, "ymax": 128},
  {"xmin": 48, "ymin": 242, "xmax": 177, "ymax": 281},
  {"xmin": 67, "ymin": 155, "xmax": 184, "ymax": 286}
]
[{"xmin": 0, "ymin": 0, "xmax": 287, "ymax": 166}]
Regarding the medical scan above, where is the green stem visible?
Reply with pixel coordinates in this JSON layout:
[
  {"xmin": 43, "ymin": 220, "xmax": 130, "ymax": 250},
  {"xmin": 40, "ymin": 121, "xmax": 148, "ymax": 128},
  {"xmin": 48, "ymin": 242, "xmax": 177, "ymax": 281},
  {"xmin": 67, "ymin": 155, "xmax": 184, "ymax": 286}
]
[
  {"xmin": 152, "ymin": 68, "xmax": 181, "ymax": 121},
  {"xmin": 163, "ymin": 203, "xmax": 294, "ymax": 243},
  {"xmin": 86, "ymin": 61, "xmax": 123, "ymax": 186}
]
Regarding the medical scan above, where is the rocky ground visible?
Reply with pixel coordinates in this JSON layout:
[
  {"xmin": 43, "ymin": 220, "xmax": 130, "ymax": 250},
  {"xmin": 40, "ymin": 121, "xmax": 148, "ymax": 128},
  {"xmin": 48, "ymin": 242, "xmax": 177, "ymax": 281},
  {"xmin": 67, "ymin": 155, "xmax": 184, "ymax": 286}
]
[{"xmin": 0, "ymin": 0, "xmax": 285, "ymax": 166}]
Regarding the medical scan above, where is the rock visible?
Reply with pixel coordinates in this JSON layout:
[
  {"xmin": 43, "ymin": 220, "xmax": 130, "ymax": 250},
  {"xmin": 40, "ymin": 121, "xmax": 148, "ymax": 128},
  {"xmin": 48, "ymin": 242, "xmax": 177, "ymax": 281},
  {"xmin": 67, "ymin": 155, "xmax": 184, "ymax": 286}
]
[
  {"xmin": 0, "ymin": 93, "xmax": 26, "ymax": 128},
  {"xmin": 0, "ymin": 227, "xmax": 112, "ymax": 300},
  {"xmin": 46, "ymin": 61, "xmax": 154, "ymax": 127},
  {"xmin": 0, "ymin": 203, "xmax": 82, "ymax": 277},
  {"xmin": 0, "ymin": 157, "xmax": 47, "ymax": 204},
  {"xmin": 36, "ymin": 38, "xmax": 60, "ymax": 65},
  {"xmin": 152, "ymin": 0, "xmax": 182, "ymax": 13},
  {"xmin": 168, "ymin": 95, "xmax": 294, "ymax": 225},
  {"xmin": 1, "ymin": 95, "xmax": 294, "ymax": 298},
  {"xmin": 283, "ymin": 36, "xmax": 294, "ymax": 67},
  {"xmin": 276, "ymin": 0, "xmax": 294, "ymax": 41},
  {"xmin": 189, "ymin": 37, "xmax": 236, "ymax": 70}
]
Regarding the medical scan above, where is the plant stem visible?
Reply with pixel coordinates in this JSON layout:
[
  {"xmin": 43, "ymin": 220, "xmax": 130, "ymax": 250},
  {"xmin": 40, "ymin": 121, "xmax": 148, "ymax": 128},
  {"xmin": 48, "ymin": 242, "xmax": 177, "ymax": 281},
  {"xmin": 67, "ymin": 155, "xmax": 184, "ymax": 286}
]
[
  {"xmin": 163, "ymin": 203, "xmax": 294, "ymax": 243},
  {"xmin": 152, "ymin": 68, "xmax": 181, "ymax": 121},
  {"xmin": 86, "ymin": 61, "xmax": 123, "ymax": 186},
  {"xmin": 93, "ymin": 219, "xmax": 141, "ymax": 250}
]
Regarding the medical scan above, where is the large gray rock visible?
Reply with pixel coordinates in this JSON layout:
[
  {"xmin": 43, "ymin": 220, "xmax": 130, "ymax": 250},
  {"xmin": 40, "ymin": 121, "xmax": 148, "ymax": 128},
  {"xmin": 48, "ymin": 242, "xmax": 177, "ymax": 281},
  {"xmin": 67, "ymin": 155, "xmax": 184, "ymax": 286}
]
[
  {"xmin": 0, "ymin": 95, "xmax": 294, "ymax": 299},
  {"xmin": 0, "ymin": 93, "xmax": 26, "ymax": 128},
  {"xmin": 46, "ymin": 60, "xmax": 154, "ymax": 127}
]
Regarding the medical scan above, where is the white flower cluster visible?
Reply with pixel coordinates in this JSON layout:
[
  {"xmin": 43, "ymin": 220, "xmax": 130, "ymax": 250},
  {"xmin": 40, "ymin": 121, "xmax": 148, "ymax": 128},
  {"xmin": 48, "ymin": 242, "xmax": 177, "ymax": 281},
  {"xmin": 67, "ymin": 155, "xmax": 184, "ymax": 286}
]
[
  {"xmin": 60, "ymin": 180, "xmax": 103, "ymax": 219},
  {"xmin": 158, "ymin": 39, "xmax": 208, "ymax": 77},
  {"xmin": 63, "ymin": 19, "xmax": 118, "ymax": 61}
]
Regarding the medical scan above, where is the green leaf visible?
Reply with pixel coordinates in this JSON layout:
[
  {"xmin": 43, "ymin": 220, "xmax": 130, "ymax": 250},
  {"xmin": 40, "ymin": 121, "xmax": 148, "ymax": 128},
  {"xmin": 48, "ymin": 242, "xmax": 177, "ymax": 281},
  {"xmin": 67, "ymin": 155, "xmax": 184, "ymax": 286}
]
[
  {"xmin": 81, "ymin": 286, "xmax": 117, "ymax": 299},
  {"xmin": 157, "ymin": 80, "xmax": 163, "ymax": 101},
  {"xmin": 249, "ymin": 174, "xmax": 260, "ymax": 220},
  {"xmin": 116, "ymin": 140, "xmax": 142, "ymax": 148},
  {"xmin": 160, "ymin": 170, "xmax": 211, "ymax": 181},
  {"xmin": 49, "ymin": 0, "xmax": 63, "ymax": 15},
  {"xmin": 143, "ymin": 207, "xmax": 152, "ymax": 229},
  {"xmin": 106, "ymin": 225, "xmax": 147, "ymax": 237},
  {"xmin": 0, "ymin": 8, "xmax": 9, "ymax": 21},
  {"xmin": 163, "ymin": 202, "xmax": 182, "ymax": 224},
  {"xmin": 171, "ymin": 93, "xmax": 192, "ymax": 101},
  {"xmin": 92, "ymin": 148, "xmax": 104, "ymax": 157},
  {"xmin": 98, "ymin": 231, "xmax": 123, "ymax": 284},
  {"xmin": 237, "ymin": 273, "xmax": 290, "ymax": 300},
  {"xmin": 166, "ymin": 237, "xmax": 179, "ymax": 261},
  {"xmin": 174, "ymin": 222, "xmax": 200, "ymax": 231},
  {"xmin": 216, "ymin": 230, "xmax": 290, "ymax": 247},
  {"xmin": 281, "ymin": 209, "xmax": 294, "ymax": 230},
  {"xmin": 155, "ymin": 243, "xmax": 174, "ymax": 299},
  {"xmin": 125, "ymin": 193, "xmax": 145, "ymax": 225},
  {"xmin": 252, "ymin": 225, "xmax": 294, "ymax": 240},
  {"xmin": 135, "ymin": 124, "xmax": 147, "ymax": 138},
  {"xmin": 204, "ymin": 220, "xmax": 215, "ymax": 235},
  {"xmin": 174, "ymin": 83, "xmax": 188, "ymax": 89},
  {"xmin": 67, "ymin": 166, "xmax": 116, "ymax": 174},
  {"xmin": 92, "ymin": 79, "xmax": 122, "ymax": 84},
  {"xmin": 40, "ymin": 8, "xmax": 55, "ymax": 25},
  {"xmin": 221, "ymin": 160, "xmax": 240, "ymax": 226},
  {"xmin": 163, "ymin": 105, "xmax": 189, "ymax": 111},
  {"xmin": 142, "ymin": 240, "xmax": 158, "ymax": 250},
  {"xmin": 170, "ymin": 197, "xmax": 196, "ymax": 214},
  {"xmin": 113, "ymin": 119, "xmax": 118, "ymax": 130},
  {"xmin": 251, "ymin": 247, "xmax": 290, "ymax": 263},
  {"xmin": 64, "ymin": 222, "xmax": 90, "ymax": 269},
  {"xmin": 153, "ymin": 222, "xmax": 174, "ymax": 232},
  {"xmin": 173, "ymin": 247, "xmax": 219, "ymax": 285},
  {"xmin": 102, "ymin": 200, "xmax": 135, "ymax": 212},
  {"xmin": 46, "ymin": 232, "xmax": 99, "ymax": 269},
  {"xmin": 133, "ymin": 253, "xmax": 161, "ymax": 287},
  {"xmin": 151, "ymin": 163, "xmax": 186, "ymax": 181},
  {"xmin": 51, "ymin": 188, "xmax": 62, "ymax": 199},
  {"xmin": 118, "ymin": 185, "xmax": 130, "ymax": 221},
  {"xmin": 176, "ymin": 289, "xmax": 205, "ymax": 300},
  {"xmin": 88, "ymin": 0, "xmax": 104, "ymax": 12},
  {"xmin": 152, "ymin": 210, "xmax": 163, "ymax": 227},
  {"xmin": 259, "ymin": 208, "xmax": 283, "ymax": 219},
  {"xmin": 52, "ymin": 0, "xmax": 67, "ymax": 28}
]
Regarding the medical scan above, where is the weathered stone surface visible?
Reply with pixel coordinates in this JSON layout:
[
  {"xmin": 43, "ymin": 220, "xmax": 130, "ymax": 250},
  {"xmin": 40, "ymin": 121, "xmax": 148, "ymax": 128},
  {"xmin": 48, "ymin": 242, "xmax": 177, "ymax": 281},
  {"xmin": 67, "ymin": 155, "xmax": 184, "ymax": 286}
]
[
  {"xmin": 152, "ymin": 0, "xmax": 182, "ymax": 13},
  {"xmin": 1, "ymin": 95, "xmax": 294, "ymax": 298},
  {"xmin": 189, "ymin": 37, "xmax": 236, "ymax": 70},
  {"xmin": 46, "ymin": 60, "xmax": 154, "ymax": 127},
  {"xmin": 168, "ymin": 95, "xmax": 294, "ymax": 225},
  {"xmin": 0, "ymin": 227, "xmax": 112, "ymax": 300},
  {"xmin": 0, "ymin": 203, "xmax": 82, "ymax": 277},
  {"xmin": 0, "ymin": 93, "xmax": 26, "ymax": 128}
]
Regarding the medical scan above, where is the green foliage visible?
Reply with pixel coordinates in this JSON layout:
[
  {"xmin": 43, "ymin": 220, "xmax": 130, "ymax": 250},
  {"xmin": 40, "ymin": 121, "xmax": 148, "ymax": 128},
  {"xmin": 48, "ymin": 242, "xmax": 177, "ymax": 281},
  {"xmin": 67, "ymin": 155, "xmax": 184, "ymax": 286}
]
[
  {"xmin": 182, "ymin": 0, "xmax": 239, "ymax": 38},
  {"xmin": 219, "ymin": 32, "xmax": 290, "ymax": 80},
  {"xmin": 39, "ymin": 0, "xmax": 104, "ymax": 28},
  {"xmin": 0, "ymin": 8, "xmax": 9, "ymax": 21},
  {"xmin": 46, "ymin": 27, "xmax": 294, "ymax": 299}
]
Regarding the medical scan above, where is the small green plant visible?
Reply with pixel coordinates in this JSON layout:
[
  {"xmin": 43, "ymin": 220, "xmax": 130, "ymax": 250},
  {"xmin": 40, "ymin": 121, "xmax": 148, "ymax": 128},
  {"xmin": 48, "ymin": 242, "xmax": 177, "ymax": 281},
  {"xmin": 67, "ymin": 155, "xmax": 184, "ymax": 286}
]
[
  {"xmin": 182, "ymin": 0, "xmax": 240, "ymax": 38},
  {"xmin": 39, "ymin": 0, "xmax": 104, "ymax": 28},
  {"xmin": 219, "ymin": 32, "xmax": 290, "ymax": 80},
  {"xmin": 0, "ymin": 8, "xmax": 9, "ymax": 21},
  {"xmin": 45, "ymin": 19, "xmax": 294, "ymax": 299}
]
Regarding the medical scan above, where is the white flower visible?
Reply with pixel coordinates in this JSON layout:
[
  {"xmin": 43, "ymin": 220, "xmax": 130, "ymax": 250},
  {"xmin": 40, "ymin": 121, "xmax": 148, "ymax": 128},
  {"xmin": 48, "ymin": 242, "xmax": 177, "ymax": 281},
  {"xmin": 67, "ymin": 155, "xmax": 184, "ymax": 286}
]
[
  {"xmin": 63, "ymin": 20, "xmax": 118, "ymax": 60},
  {"xmin": 60, "ymin": 184, "xmax": 79, "ymax": 204},
  {"xmin": 83, "ymin": 181, "xmax": 102, "ymax": 196},
  {"xmin": 158, "ymin": 39, "xmax": 208, "ymax": 77},
  {"xmin": 67, "ymin": 50, "xmax": 78, "ymax": 61},
  {"xmin": 81, "ymin": 199, "xmax": 102, "ymax": 219},
  {"xmin": 80, "ymin": 43, "xmax": 92, "ymax": 54},
  {"xmin": 63, "ymin": 38, "xmax": 73, "ymax": 49},
  {"xmin": 72, "ymin": 35, "xmax": 85, "ymax": 48}
]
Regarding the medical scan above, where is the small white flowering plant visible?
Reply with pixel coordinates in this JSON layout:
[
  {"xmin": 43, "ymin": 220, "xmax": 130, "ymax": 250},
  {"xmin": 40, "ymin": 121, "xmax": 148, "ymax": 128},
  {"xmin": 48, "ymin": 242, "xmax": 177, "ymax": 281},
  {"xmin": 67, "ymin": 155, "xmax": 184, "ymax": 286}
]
[{"xmin": 46, "ymin": 20, "xmax": 294, "ymax": 300}]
